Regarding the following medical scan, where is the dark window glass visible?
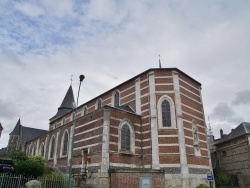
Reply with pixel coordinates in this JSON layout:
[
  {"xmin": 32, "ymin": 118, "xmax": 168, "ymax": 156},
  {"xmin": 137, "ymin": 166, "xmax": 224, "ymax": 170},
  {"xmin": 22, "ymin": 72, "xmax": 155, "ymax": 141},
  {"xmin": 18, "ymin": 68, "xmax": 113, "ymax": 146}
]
[
  {"xmin": 83, "ymin": 107, "xmax": 88, "ymax": 115},
  {"xmin": 33, "ymin": 145, "xmax": 36, "ymax": 155},
  {"xmin": 121, "ymin": 124, "xmax": 130, "ymax": 150},
  {"xmin": 62, "ymin": 132, "xmax": 69, "ymax": 156},
  {"xmin": 114, "ymin": 92, "xmax": 119, "ymax": 107},
  {"xmin": 97, "ymin": 100, "xmax": 102, "ymax": 109},
  {"xmin": 41, "ymin": 144, "xmax": 44, "ymax": 156},
  {"xmin": 161, "ymin": 100, "xmax": 171, "ymax": 127},
  {"xmin": 50, "ymin": 137, "xmax": 55, "ymax": 158}
]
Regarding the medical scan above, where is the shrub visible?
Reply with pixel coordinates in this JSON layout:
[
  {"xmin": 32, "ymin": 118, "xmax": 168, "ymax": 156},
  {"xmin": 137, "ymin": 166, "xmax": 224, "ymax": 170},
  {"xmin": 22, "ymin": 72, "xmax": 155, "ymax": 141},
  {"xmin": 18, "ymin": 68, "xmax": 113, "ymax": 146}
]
[
  {"xmin": 25, "ymin": 180, "xmax": 41, "ymax": 188},
  {"xmin": 196, "ymin": 184, "xmax": 208, "ymax": 188},
  {"xmin": 217, "ymin": 172, "xmax": 231, "ymax": 186}
]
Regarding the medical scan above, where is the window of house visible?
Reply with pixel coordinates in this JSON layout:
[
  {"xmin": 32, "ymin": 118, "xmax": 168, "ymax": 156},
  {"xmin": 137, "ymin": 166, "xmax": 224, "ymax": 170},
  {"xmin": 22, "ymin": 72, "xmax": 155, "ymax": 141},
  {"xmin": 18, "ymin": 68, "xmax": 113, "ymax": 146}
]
[
  {"xmin": 33, "ymin": 144, "xmax": 36, "ymax": 155},
  {"xmin": 161, "ymin": 100, "xmax": 171, "ymax": 127},
  {"xmin": 62, "ymin": 131, "xmax": 69, "ymax": 156},
  {"xmin": 40, "ymin": 143, "xmax": 44, "ymax": 156},
  {"xmin": 97, "ymin": 99, "xmax": 102, "ymax": 109},
  {"xmin": 114, "ymin": 91, "xmax": 120, "ymax": 107},
  {"xmin": 50, "ymin": 136, "xmax": 55, "ymax": 159},
  {"xmin": 118, "ymin": 120, "xmax": 135, "ymax": 154},
  {"xmin": 71, "ymin": 112, "xmax": 76, "ymax": 121},
  {"xmin": 121, "ymin": 124, "xmax": 130, "ymax": 150},
  {"xmin": 157, "ymin": 95, "xmax": 177, "ymax": 129},
  {"xmin": 82, "ymin": 106, "xmax": 88, "ymax": 116}
]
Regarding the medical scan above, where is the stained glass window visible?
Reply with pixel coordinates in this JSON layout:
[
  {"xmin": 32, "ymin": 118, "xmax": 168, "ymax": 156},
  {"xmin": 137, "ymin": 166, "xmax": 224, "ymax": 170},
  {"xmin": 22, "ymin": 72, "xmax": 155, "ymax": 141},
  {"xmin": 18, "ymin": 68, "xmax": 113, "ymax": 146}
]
[
  {"xmin": 121, "ymin": 124, "xmax": 130, "ymax": 150},
  {"xmin": 161, "ymin": 100, "xmax": 171, "ymax": 127}
]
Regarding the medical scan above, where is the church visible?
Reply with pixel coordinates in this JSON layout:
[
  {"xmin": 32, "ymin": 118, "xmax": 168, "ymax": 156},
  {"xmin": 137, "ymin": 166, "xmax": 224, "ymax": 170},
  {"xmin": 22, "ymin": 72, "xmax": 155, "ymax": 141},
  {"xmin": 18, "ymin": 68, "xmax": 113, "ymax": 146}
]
[{"xmin": 9, "ymin": 68, "xmax": 212, "ymax": 188}]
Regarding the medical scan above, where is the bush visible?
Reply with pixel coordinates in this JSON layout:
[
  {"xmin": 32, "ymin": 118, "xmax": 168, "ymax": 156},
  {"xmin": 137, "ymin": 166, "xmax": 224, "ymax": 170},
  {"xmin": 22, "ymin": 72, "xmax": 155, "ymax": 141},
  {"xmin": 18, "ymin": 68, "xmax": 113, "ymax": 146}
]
[
  {"xmin": 14, "ymin": 156, "xmax": 45, "ymax": 177},
  {"xmin": 196, "ymin": 184, "xmax": 208, "ymax": 188},
  {"xmin": 217, "ymin": 172, "xmax": 231, "ymax": 186},
  {"xmin": 25, "ymin": 180, "xmax": 41, "ymax": 188}
]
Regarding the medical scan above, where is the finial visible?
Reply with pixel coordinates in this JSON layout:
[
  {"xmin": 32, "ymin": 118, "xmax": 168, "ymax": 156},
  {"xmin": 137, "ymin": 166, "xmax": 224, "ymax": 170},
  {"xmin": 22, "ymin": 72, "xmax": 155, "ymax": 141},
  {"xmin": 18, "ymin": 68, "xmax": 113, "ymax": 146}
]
[
  {"xmin": 70, "ymin": 74, "xmax": 73, "ymax": 85},
  {"xmin": 159, "ymin": 54, "xmax": 162, "ymax": 68}
]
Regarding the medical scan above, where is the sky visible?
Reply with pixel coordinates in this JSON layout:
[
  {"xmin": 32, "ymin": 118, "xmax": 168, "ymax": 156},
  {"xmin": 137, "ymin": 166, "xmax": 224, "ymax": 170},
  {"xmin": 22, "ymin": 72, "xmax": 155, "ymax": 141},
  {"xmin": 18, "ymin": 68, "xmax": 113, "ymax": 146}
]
[{"xmin": 0, "ymin": 0, "xmax": 250, "ymax": 149}]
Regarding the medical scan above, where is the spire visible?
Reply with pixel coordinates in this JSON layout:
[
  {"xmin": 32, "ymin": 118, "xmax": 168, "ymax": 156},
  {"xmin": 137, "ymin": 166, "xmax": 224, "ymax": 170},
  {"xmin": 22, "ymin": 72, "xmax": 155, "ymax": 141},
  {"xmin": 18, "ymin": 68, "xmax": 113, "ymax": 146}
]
[
  {"xmin": 159, "ymin": 54, "xmax": 162, "ymax": 68},
  {"xmin": 10, "ymin": 118, "xmax": 22, "ymax": 135},
  {"xmin": 50, "ymin": 85, "xmax": 75, "ymax": 120}
]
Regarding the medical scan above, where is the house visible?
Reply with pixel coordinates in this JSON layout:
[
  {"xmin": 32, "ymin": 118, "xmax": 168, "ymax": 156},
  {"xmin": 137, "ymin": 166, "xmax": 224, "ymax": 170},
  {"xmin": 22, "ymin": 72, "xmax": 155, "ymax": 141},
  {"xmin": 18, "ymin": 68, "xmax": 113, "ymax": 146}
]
[
  {"xmin": 215, "ymin": 122, "xmax": 250, "ymax": 175},
  {"xmin": 23, "ymin": 68, "xmax": 212, "ymax": 188}
]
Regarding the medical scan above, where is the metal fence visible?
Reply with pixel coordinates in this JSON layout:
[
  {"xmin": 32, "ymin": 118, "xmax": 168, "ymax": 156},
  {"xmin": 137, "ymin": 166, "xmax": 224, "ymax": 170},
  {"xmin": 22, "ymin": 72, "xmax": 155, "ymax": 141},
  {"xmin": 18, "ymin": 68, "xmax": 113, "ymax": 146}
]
[{"xmin": 0, "ymin": 174, "xmax": 68, "ymax": 188}]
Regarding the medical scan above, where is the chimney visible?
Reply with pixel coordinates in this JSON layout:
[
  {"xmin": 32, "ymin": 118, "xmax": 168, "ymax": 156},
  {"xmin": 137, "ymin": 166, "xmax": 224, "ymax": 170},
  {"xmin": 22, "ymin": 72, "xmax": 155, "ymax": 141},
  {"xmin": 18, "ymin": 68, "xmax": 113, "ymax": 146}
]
[{"xmin": 220, "ymin": 129, "xmax": 223, "ymax": 138}]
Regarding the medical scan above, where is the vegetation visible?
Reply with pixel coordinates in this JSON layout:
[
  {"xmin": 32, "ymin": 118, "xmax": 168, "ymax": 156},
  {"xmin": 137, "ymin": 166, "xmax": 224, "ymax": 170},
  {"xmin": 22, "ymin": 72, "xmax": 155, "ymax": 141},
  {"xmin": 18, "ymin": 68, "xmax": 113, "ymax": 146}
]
[
  {"xmin": 196, "ymin": 184, "xmax": 208, "ymax": 188},
  {"xmin": 216, "ymin": 172, "xmax": 231, "ymax": 186},
  {"xmin": 25, "ymin": 180, "xmax": 42, "ymax": 188}
]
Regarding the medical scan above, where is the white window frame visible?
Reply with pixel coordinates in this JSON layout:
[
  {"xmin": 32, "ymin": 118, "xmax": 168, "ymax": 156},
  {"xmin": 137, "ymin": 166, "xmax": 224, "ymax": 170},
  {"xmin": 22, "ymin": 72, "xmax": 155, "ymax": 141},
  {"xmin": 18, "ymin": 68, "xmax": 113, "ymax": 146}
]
[
  {"xmin": 96, "ymin": 98, "xmax": 103, "ymax": 109},
  {"xmin": 39, "ymin": 142, "xmax": 45, "ymax": 157},
  {"xmin": 48, "ymin": 135, "xmax": 56, "ymax": 160},
  {"xmin": 112, "ymin": 90, "xmax": 120, "ymax": 107},
  {"xmin": 60, "ymin": 130, "xmax": 69, "ymax": 157},
  {"xmin": 82, "ymin": 105, "xmax": 88, "ymax": 116},
  {"xmin": 118, "ymin": 119, "xmax": 135, "ymax": 154},
  {"xmin": 157, "ymin": 95, "xmax": 177, "ymax": 129}
]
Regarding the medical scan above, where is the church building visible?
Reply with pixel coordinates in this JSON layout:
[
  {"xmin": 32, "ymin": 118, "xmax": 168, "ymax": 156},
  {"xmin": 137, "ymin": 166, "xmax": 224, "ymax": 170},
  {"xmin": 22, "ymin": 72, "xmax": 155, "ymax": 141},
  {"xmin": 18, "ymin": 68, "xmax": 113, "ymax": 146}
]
[{"xmin": 24, "ymin": 68, "xmax": 212, "ymax": 188}]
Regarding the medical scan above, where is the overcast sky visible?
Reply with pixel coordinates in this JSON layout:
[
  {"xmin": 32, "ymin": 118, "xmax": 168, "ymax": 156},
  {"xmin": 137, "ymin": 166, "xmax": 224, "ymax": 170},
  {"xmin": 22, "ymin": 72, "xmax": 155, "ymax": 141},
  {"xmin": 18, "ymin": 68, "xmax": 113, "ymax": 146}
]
[{"xmin": 0, "ymin": 0, "xmax": 250, "ymax": 149}]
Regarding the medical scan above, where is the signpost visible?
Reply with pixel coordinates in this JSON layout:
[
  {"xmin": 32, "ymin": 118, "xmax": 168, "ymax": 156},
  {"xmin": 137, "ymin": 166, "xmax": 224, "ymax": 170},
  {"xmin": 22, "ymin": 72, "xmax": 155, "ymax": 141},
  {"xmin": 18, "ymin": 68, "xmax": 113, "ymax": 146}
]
[{"xmin": 207, "ymin": 172, "xmax": 213, "ymax": 188}]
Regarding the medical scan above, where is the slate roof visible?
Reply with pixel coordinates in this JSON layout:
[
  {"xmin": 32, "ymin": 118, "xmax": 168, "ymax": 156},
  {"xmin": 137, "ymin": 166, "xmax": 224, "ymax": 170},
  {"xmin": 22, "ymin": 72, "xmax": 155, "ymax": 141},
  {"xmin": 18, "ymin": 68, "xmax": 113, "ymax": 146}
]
[
  {"xmin": 9, "ymin": 118, "xmax": 21, "ymax": 135},
  {"xmin": 0, "ymin": 147, "xmax": 7, "ymax": 154},
  {"xmin": 0, "ymin": 122, "xmax": 3, "ymax": 130},
  {"xmin": 9, "ymin": 118, "xmax": 48, "ymax": 142},
  {"xmin": 50, "ymin": 85, "xmax": 75, "ymax": 121},
  {"xmin": 215, "ymin": 122, "xmax": 250, "ymax": 145},
  {"xmin": 22, "ymin": 126, "xmax": 48, "ymax": 142},
  {"xmin": 117, "ymin": 105, "xmax": 136, "ymax": 114}
]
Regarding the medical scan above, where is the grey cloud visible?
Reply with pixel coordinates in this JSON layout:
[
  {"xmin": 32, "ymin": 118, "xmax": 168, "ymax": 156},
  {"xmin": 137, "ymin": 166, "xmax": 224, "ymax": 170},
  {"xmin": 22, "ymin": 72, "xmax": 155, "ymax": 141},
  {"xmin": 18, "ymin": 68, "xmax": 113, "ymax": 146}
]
[
  {"xmin": 0, "ymin": 99, "xmax": 18, "ymax": 118},
  {"xmin": 210, "ymin": 102, "xmax": 244, "ymax": 124},
  {"xmin": 232, "ymin": 90, "xmax": 250, "ymax": 105}
]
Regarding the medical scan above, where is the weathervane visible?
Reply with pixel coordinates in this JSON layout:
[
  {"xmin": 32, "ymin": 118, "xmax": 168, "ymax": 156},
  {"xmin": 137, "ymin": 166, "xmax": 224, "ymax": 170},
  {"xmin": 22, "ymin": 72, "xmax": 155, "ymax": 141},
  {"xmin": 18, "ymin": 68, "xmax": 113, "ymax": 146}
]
[{"xmin": 70, "ymin": 74, "xmax": 73, "ymax": 85}]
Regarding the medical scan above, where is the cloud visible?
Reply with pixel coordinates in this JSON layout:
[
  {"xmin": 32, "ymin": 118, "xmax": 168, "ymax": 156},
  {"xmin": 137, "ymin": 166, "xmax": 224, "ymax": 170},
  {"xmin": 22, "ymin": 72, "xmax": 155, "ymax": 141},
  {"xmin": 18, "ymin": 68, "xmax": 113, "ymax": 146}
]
[
  {"xmin": 232, "ymin": 90, "xmax": 250, "ymax": 105},
  {"xmin": 0, "ymin": 99, "xmax": 18, "ymax": 119},
  {"xmin": 14, "ymin": 2, "xmax": 45, "ymax": 17},
  {"xmin": 210, "ymin": 102, "xmax": 244, "ymax": 124}
]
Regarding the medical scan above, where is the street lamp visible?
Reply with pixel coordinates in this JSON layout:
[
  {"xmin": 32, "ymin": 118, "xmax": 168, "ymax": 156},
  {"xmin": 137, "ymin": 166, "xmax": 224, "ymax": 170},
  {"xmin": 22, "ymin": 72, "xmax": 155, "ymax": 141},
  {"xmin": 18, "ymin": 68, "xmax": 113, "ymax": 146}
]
[{"xmin": 68, "ymin": 75, "xmax": 85, "ymax": 188}]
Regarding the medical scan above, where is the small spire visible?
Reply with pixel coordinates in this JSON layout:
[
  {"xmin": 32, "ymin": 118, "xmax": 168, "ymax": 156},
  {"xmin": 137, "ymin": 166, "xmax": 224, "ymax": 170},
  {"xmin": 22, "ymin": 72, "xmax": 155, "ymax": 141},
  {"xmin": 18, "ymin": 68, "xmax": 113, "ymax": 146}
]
[
  {"xmin": 159, "ymin": 54, "xmax": 162, "ymax": 68},
  {"xmin": 70, "ymin": 74, "xmax": 73, "ymax": 85}
]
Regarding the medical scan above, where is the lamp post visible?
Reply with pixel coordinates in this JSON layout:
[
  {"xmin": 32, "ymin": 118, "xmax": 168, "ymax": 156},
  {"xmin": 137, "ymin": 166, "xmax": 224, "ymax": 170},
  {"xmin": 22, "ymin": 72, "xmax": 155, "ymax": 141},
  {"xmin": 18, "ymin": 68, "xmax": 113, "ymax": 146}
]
[{"xmin": 68, "ymin": 75, "xmax": 85, "ymax": 188}]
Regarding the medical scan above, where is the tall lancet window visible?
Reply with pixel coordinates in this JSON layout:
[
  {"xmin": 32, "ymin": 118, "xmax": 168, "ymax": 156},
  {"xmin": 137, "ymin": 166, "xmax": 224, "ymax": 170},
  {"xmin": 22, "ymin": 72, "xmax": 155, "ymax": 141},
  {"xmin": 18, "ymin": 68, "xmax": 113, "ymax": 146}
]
[
  {"xmin": 114, "ymin": 91, "xmax": 120, "ymax": 107},
  {"xmin": 50, "ymin": 137, "xmax": 55, "ymax": 159},
  {"xmin": 161, "ymin": 100, "xmax": 171, "ymax": 127},
  {"xmin": 121, "ymin": 124, "xmax": 130, "ymax": 150},
  {"xmin": 62, "ymin": 131, "xmax": 69, "ymax": 156},
  {"xmin": 97, "ymin": 99, "xmax": 102, "ymax": 109}
]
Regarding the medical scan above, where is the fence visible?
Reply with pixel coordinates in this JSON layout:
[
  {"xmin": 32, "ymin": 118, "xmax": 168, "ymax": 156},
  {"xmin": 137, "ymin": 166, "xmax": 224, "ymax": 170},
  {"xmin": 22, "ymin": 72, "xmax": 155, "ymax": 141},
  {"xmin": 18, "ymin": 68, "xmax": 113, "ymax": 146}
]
[{"xmin": 0, "ymin": 174, "xmax": 68, "ymax": 188}]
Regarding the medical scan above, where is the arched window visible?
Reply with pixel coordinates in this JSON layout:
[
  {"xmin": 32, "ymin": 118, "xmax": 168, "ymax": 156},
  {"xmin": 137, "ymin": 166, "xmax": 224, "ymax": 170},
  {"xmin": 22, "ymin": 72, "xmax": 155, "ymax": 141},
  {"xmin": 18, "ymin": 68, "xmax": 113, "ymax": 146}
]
[
  {"xmin": 114, "ymin": 91, "xmax": 120, "ymax": 107},
  {"xmin": 118, "ymin": 120, "xmax": 135, "ymax": 154},
  {"xmin": 33, "ymin": 144, "xmax": 36, "ymax": 155},
  {"xmin": 26, "ymin": 145, "xmax": 30, "ymax": 155},
  {"xmin": 62, "ymin": 131, "xmax": 69, "ymax": 156},
  {"xmin": 49, "ymin": 136, "xmax": 55, "ymax": 159},
  {"xmin": 82, "ymin": 106, "xmax": 88, "ymax": 116},
  {"xmin": 121, "ymin": 124, "xmax": 130, "ymax": 150},
  {"xmin": 161, "ymin": 100, "xmax": 171, "ymax": 127},
  {"xmin": 96, "ymin": 99, "xmax": 102, "ymax": 109},
  {"xmin": 40, "ymin": 143, "xmax": 45, "ymax": 157},
  {"xmin": 157, "ymin": 95, "xmax": 176, "ymax": 129}
]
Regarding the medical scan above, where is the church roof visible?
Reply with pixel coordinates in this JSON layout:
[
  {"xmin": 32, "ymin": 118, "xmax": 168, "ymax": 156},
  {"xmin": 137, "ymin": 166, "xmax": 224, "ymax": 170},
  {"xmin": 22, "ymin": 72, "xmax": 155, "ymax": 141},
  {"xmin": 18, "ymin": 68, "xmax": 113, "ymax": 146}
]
[
  {"xmin": 50, "ymin": 85, "xmax": 75, "ymax": 121},
  {"xmin": 9, "ymin": 118, "xmax": 21, "ymax": 135},
  {"xmin": 0, "ymin": 122, "xmax": 3, "ymax": 130},
  {"xmin": 215, "ymin": 122, "xmax": 250, "ymax": 145},
  {"xmin": 22, "ymin": 126, "xmax": 48, "ymax": 142}
]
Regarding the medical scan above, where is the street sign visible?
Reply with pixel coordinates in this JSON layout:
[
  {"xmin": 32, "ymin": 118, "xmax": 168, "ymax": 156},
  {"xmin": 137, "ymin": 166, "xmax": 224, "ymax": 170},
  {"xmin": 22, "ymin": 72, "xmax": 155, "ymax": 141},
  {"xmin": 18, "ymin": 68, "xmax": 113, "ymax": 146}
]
[{"xmin": 207, "ymin": 172, "xmax": 213, "ymax": 180}]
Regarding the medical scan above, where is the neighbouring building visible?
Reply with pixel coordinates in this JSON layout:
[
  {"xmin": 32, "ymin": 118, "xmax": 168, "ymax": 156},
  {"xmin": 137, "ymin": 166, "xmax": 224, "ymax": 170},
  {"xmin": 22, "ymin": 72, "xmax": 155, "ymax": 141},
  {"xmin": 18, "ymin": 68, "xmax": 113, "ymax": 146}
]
[
  {"xmin": 22, "ymin": 68, "xmax": 211, "ymax": 188},
  {"xmin": 7, "ymin": 119, "xmax": 48, "ymax": 153},
  {"xmin": 0, "ymin": 122, "xmax": 3, "ymax": 138},
  {"xmin": 215, "ymin": 122, "xmax": 250, "ymax": 175}
]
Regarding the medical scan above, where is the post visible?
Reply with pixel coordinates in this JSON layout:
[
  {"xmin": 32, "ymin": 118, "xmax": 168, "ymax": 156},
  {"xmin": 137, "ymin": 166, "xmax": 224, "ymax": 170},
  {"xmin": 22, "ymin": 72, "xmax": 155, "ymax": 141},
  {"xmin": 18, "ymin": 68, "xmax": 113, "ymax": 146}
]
[{"xmin": 68, "ymin": 75, "xmax": 85, "ymax": 188}]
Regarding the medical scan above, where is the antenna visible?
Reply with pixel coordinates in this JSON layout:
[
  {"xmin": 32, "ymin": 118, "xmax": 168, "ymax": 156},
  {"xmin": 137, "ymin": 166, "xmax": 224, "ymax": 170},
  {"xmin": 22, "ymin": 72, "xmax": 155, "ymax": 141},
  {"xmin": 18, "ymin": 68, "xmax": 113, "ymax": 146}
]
[{"xmin": 207, "ymin": 116, "xmax": 213, "ymax": 135}]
